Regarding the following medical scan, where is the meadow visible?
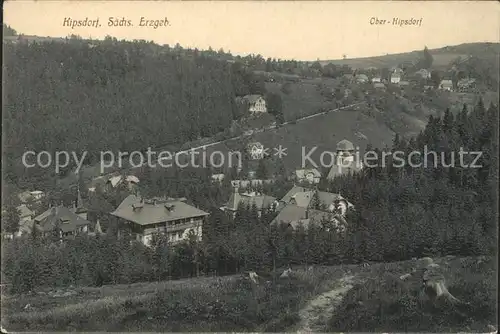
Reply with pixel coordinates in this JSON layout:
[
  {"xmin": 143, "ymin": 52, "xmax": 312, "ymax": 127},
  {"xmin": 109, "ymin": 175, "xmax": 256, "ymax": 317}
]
[{"xmin": 2, "ymin": 256, "xmax": 496, "ymax": 332}]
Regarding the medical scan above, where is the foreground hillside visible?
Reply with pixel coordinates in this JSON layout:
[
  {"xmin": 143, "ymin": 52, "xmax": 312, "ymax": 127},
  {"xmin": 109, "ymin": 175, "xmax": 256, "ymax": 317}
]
[{"xmin": 2, "ymin": 256, "xmax": 496, "ymax": 332}]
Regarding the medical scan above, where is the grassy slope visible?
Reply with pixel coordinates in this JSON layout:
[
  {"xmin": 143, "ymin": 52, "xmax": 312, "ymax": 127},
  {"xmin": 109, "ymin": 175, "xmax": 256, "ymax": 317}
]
[
  {"xmin": 320, "ymin": 42, "xmax": 500, "ymax": 69},
  {"xmin": 2, "ymin": 256, "xmax": 496, "ymax": 332},
  {"xmin": 204, "ymin": 108, "xmax": 395, "ymax": 173},
  {"xmin": 328, "ymin": 256, "xmax": 498, "ymax": 333}
]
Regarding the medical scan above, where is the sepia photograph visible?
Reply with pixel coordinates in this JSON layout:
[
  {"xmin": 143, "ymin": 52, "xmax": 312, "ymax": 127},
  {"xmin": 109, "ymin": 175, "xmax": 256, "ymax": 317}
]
[{"xmin": 1, "ymin": 1, "xmax": 499, "ymax": 332}]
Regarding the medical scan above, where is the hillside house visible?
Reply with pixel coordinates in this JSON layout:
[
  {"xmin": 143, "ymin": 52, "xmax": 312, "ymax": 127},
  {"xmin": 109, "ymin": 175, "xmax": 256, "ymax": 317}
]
[
  {"xmin": 230, "ymin": 179, "xmax": 273, "ymax": 189},
  {"xmin": 326, "ymin": 139, "xmax": 363, "ymax": 181},
  {"xmin": 439, "ymin": 79, "xmax": 454, "ymax": 91},
  {"xmin": 457, "ymin": 78, "xmax": 476, "ymax": 92},
  {"xmin": 373, "ymin": 82, "xmax": 386, "ymax": 90},
  {"xmin": 295, "ymin": 168, "xmax": 321, "ymax": 184},
  {"xmin": 272, "ymin": 186, "xmax": 352, "ymax": 232},
  {"xmin": 33, "ymin": 206, "xmax": 93, "ymax": 239},
  {"xmin": 355, "ymin": 74, "xmax": 369, "ymax": 84},
  {"xmin": 247, "ymin": 141, "xmax": 266, "ymax": 160},
  {"xmin": 18, "ymin": 190, "xmax": 45, "ymax": 204},
  {"xmin": 88, "ymin": 173, "xmax": 139, "ymax": 193},
  {"xmin": 372, "ymin": 77, "xmax": 382, "ymax": 83},
  {"xmin": 236, "ymin": 95, "xmax": 267, "ymax": 115},
  {"xmin": 221, "ymin": 189, "xmax": 277, "ymax": 217},
  {"xmin": 415, "ymin": 68, "xmax": 431, "ymax": 79},
  {"xmin": 211, "ymin": 173, "xmax": 226, "ymax": 182},
  {"xmin": 399, "ymin": 80, "xmax": 410, "ymax": 87},
  {"xmin": 390, "ymin": 73, "xmax": 402, "ymax": 84},
  {"xmin": 344, "ymin": 88, "xmax": 352, "ymax": 98},
  {"xmin": 111, "ymin": 195, "xmax": 209, "ymax": 246}
]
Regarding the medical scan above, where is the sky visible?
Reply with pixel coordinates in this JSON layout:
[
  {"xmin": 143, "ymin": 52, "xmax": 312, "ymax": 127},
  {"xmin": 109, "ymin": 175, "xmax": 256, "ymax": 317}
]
[{"xmin": 4, "ymin": 1, "xmax": 500, "ymax": 61}]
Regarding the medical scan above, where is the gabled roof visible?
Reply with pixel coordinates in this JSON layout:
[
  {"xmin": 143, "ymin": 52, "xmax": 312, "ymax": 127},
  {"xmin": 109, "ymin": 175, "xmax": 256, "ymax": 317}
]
[
  {"xmin": 280, "ymin": 185, "xmax": 311, "ymax": 205},
  {"xmin": 111, "ymin": 195, "xmax": 209, "ymax": 225},
  {"xmin": 295, "ymin": 168, "xmax": 321, "ymax": 179},
  {"xmin": 224, "ymin": 192, "xmax": 277, "ymax": 211},
  {"xmin": 271, "ymin": 206, "xmax": 345, "ymax": 229},
  {"xmin": 271, "ymin": 204, "xmax": 307, "ymax": 225},
  {"xmin": 290, "ymin": 191, "xmax": 314, "ymax": 208},
  {"xmin": 34, "ymin": 206, "xmax": 91, "ymax": 233},
  {"xmin": 242, "ymin": 95, "xmax": 264, "ymax": 104}
]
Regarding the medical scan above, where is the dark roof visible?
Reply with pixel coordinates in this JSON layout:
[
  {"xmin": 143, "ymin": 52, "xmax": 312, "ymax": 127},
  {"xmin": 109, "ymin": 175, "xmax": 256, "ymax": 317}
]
[
  {"xmin": 111, "ymin": 195, "xmax": 209, "ymax": 225},
  {"xmin": 278, "ymin": 186, "xmax": 351, "ymax": 211},
  {"xmin": 271, "ymin": 206, "xmax": 345, "ymax": 229},
  {"xmin": 224, "ymin": 192, "xmax": 277, "ymax": 211},
  {"xmin": 242, "ymin": 95, "xmax": 264, "ymax": 104},
  {"xmin": 34, "ymin": 206, "xmax": 91, "ymax": 233}
]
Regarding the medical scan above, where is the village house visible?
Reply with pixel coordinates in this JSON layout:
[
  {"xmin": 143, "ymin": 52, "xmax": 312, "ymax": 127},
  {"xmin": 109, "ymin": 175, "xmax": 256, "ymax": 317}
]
[
  {"xmin": 344, "ymin": 88, "xmax": 352, "ymax": 99},
  {"xmin": 18, "ymin": 190, "xmax": 45, "ymax": 204},
  {"xmin": 415, "ymin": 68, "xmax": 431, "ymax": 79},
  {"xmin": 33, "ymin": 205, "xmax": 93, "ymax": 239},
  {"xmin": 439, "ymin": 79, "xmax": 454, "ymax": 91},
  {"xmin": 295, "ymin": 168, "xmax": 321, "ymax": 184},
  {"xmin": 221, "ymin": 188, "xmax": 277, "ymax": 217},
  {"xmin": 371, "ymin": 77, "xmax": 382, "ymax": 83},
  {"xmin": 390, "ymin": 72, "xmax": 402, "ymax": 84},
  {"xmin": 399, "ymin": 80, "xmax": 410, "ymax": 87},
  {"xmin": 271, "ymin": 185, "xmax": 352, "ymax": 231},
  {"xmin": 373, "ymin": 82, "xmax": 386, "ymax": 90},
  {"xmin": 211, "ymin": 173, "xmax": 226, "ymax": 182},
  {"xmin": 111, "ymin": 195, "xmax": 209, "ymax": 246},
  {"xmin": 88, "ymin": 173, "xmax": 140, "ymax": 193},
  {"xmin": 457, "ymin": 78, "xmax": 477, "ymax": 92},
  {"xmin": 247, "ymin": 141, "xmax": 266, "ymax": 160},
  {"xmin": 230, "ymin": 179, "xmax": 273, "ymax": 189},
  {"xmin": 327, "ymin": 139, "xmax": 363, "ymax": 181},
  {"xmin": 236, "ymin": 95, "xmax": 267, "ymax": 115},
  {"xmin": 355, "ymin": 74, "xmax": 369, "ymax": 84}
]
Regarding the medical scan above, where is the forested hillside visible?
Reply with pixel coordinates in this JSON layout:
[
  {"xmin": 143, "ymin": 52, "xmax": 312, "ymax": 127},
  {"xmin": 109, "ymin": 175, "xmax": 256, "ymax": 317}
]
[
  {"xmin": 2, "ymin": 38, "xmax": 263, "ymax": 188},
  {"xmin": 3, "ymin": 99, "xmax": 497, "ymax": 293}
]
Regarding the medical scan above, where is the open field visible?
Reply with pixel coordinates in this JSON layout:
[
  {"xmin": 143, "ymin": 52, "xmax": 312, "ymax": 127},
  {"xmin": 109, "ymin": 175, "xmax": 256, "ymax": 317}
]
[
  {"xmin": 320, "ymin": 42, "xmax": 500, "ymax": 70},
  {"xmin": 200, "ymin": 106, "xmax": 395, "ymax": 173},
  {"xmin": 2, "ymin": 256, "xmax": 496, "ymax": 332}
]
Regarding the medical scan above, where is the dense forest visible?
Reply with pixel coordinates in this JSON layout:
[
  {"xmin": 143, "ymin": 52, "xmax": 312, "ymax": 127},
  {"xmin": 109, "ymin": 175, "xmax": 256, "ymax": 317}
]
[
  {"xmin": 2, "ymin": 37, "xmax": 266, "ymax": 189},
  {"xmin": 3, "ymin": 99, "xmax": 497, "ymax": 292}
]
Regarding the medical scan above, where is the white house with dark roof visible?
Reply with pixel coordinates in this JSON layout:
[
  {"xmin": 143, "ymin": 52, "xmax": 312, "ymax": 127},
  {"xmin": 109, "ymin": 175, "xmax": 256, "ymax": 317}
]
[
  {"xmin": 111, "ymin": 195, "xmax": 209, "ymax": 246},
  {"xmin": 236, "ymin": 95, "xmax": 267, "ymax": 114}
]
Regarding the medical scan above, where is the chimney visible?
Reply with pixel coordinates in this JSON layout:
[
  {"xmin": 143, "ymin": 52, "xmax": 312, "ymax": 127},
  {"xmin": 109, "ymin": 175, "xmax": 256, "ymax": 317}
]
[{"xmin": 305, "ymin": 209, "xmax": 309, "ymax": 219}]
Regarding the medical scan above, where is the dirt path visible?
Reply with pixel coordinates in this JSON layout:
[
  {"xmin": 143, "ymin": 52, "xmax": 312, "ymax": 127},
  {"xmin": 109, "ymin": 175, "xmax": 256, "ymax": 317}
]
[{"xmin": 294, "ymin": 275, "xmax": 356, "ymax": 333}]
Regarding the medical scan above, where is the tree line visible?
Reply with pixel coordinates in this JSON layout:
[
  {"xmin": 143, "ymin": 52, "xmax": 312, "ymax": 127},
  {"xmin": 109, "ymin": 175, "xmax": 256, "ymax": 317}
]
[{"xmin": 2, "ymin": 38, "xmax": 267, "ymax": 190}]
